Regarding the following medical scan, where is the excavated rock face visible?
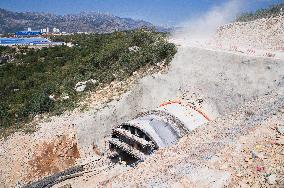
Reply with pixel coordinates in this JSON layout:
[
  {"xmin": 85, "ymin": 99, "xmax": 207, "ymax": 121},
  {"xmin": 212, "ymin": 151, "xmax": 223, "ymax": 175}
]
[
  {"xmin": 213, "ymin": 15, "xmax": 284, "ymax": 52},
  {"xmin": 109, "ymin": 98, "xmax": 211, "ymax": 164}
]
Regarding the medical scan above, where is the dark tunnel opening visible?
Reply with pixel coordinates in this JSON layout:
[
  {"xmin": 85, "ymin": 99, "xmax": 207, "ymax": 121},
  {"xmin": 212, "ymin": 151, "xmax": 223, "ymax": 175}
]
[
  {"xmin": 109, "ymin": 124, "xmax": 157, "ymax": 165},
  {"xmin": 108, "ymin": 103, "xmax": 210, "ymax": 165}
]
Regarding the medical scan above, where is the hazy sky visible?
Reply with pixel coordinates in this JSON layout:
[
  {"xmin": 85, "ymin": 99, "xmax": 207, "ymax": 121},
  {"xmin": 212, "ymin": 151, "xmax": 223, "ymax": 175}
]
[{"xmin": 0, "ymin": 0, "xmax": 282, "ymax": 26}]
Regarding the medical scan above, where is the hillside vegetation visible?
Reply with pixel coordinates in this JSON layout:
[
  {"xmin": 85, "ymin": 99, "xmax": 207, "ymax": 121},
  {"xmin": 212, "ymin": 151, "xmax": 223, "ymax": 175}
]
[
  {"xmin": 236, "ymin": 3, "xmax": 284, "ymax": 22},
  {"xmin": 0, "ymin": 30, "xmax": 177, "ymax": 129}
]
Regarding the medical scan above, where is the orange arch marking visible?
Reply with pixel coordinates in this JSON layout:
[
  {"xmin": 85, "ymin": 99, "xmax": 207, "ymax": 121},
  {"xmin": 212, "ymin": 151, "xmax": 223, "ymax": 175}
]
[{"xmin": 159, "ymin": 100, "xmax": 211, "ymax": 121}]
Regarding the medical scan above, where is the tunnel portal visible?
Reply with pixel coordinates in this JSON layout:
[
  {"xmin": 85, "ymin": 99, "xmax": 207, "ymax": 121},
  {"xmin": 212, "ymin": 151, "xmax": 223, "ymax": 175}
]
[{"xmin": 109, "ymin": 99, "xmax": 210, "ymax": 164}]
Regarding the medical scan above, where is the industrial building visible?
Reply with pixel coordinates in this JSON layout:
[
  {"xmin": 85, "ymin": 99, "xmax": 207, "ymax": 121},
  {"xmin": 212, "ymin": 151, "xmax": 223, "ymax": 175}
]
[
  {"xmin": 15, "ymin": 27, "xmax": 64, "ymax": 37},
  {"xmin": 15, "ymin": 31, "xmax": 42, "ymax": 36},
  {"xmin": 0, "ymin": 26, "xmax": 65, "ymax": 46},
  {"xmin": 0, "ymin": 37, "xmax": 64, "ymax": 46},
  {"xmin": 40, "ymin": 27, "xmax": 50, "ymax": 33}
]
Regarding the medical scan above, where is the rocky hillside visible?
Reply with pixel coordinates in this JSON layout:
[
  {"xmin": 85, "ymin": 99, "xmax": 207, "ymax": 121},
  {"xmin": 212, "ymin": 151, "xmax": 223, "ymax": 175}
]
[
  {"xmin": 0, "ymin": 8, "xmax": 165, "ymax": 34},
  {"xmin": 236, "ymin": 3, "xmax": 284, "ymax": 22},
  {"xmin": 213, "ymin": 15, "xmax": 284, "ymax": 52},
  {"xmin": 209, "ymin": 3, "xmax": 284, "ymax": 55}
]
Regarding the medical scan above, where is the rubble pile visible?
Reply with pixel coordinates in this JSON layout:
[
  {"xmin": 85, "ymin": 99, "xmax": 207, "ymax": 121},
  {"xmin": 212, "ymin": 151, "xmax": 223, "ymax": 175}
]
[
  {"xmin": 212, "ymin": 15, "xmax": 284, "ymax": 56},
  {"xmin": 213, "ymin": 109, "xmax": 284, "ymax": 187}
]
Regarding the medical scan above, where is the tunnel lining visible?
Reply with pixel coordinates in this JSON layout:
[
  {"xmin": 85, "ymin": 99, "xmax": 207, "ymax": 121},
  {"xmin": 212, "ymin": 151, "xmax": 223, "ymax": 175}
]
[
  {"xmin": 138, "ymin": 110, "xmax": 190, "ymax": 136},
  {"xmin": 108, "ymin": 100, "xmax": 210, "ymax": 164}
]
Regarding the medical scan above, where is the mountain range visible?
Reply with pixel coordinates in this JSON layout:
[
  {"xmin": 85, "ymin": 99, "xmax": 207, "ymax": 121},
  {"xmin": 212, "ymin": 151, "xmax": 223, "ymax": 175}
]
[{"xmin": 0, "ymin": 8, "xmax": 167, "ymax": 34}]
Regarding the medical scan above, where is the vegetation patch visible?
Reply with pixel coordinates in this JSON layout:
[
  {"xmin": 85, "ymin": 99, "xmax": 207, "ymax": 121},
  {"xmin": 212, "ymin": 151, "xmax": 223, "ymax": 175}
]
[
  {"xmin": 236, "ymin": 3, "xmax": 284, "ymax": 22},
  {"xmin": 0, "ymin": 29, "xmax": 177, "ymax": 131}
]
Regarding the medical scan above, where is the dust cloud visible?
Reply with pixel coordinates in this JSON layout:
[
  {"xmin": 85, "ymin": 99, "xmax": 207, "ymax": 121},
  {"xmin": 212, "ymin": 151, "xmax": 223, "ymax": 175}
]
[{"xmin": 171, "ymin": 0, "xmax": 243, "ymax": 46}]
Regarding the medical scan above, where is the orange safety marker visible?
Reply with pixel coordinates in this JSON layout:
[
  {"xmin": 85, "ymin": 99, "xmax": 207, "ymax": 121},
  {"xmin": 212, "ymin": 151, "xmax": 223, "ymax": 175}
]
[
  {"xmin": 186, "ymin": 103, "xmax": 211, "ymax": 121},
  {"xmin": 159, "ymin": 100, "xmax": 181, "ymax": 107}
]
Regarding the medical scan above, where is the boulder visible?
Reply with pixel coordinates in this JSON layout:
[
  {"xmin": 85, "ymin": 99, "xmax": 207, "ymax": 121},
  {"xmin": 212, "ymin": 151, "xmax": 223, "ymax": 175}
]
[{"xmin": 74, "ymin": 79, "xmax": 97, "ymax": 92}]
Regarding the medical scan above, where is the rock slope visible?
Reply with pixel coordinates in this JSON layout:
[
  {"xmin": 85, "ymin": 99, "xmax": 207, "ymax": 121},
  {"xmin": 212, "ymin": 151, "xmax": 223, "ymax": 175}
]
[{"xmin": 212, "ymin": 14, "xmax": 284, "ymax": 56}]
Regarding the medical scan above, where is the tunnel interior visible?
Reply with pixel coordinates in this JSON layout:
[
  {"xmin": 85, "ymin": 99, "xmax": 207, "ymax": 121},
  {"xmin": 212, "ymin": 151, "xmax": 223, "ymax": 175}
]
[
  {"xmin": 109, "ymin": 145, "xmax": 140, "ymax": 165},
  {"xmin": 109, "ymin": 124, "xmax": 157, "ymax": 164}
]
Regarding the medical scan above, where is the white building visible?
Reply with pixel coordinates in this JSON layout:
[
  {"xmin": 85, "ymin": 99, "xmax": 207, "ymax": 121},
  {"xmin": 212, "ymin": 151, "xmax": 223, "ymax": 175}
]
[
  {"xmin": 53, "ymin": 27, "xmax": 60, "ymax": 33},
  {"xmin": 40, "ymin": 27, "xmax": 50, "ymax": 33},
  {"xmin": 40, "ymin": 28, "xmax": 47, "ymax": 33}
]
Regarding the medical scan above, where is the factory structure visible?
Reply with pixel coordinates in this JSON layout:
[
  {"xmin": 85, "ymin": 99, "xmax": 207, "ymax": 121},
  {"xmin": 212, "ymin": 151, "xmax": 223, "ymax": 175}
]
[
  {"xmin": 0, "ymin": 37, "xmax": 64, "ymax": 46},
  {"xmin": 0, "ymin": 27, "xmax": 65, "ymax": 46},
  {"xmin": 15, "ymin": 27, "xmax": 62, "ymax": 37}
]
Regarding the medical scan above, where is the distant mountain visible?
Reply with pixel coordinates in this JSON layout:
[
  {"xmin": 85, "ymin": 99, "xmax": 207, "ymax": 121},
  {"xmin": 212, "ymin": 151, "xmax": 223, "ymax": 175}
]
[{"xmin": 0, "ymin": 8, "xmax": 168, "ymax": 34}]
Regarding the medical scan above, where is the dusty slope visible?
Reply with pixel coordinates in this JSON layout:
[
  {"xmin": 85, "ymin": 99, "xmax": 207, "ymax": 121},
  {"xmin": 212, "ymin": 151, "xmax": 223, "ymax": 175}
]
[
  {"xmin": 1, "ymin": 44, "xmax": 283, "ymax": 187},
  {"xmin": 52, "ymin": 14, "xmax": 284, "ymax": 187},
  {"xmin": 213, "ymin": 15, "xmax": 284, "ymax": 52},
  {"xmin": 172, "ymin": 14, "xmax": 284, "ymax": 59},
  {"xmin": 54, "ymin": 102, "xmax": 284, "ymax": 187},
  {"xmin": 53, "ymin": 46, "xmax": 284, "ymax": 187},
  {"xmin": 72, "ymin": 45, "xmax": 283, "ymax": 157}
]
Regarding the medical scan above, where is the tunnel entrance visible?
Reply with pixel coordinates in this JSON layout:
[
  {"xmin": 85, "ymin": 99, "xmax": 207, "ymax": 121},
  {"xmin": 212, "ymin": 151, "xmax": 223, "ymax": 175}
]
[
  {"xmin": 108, "ymin": 99, "xmax": 210, "ymax": 165},
  {"xmin": 109, "ymin": 123, "xmax": 157, "ymax": 164},
  {"xmin": 109, "ymin": 144, "xmax": 142, "ymax": 165}
]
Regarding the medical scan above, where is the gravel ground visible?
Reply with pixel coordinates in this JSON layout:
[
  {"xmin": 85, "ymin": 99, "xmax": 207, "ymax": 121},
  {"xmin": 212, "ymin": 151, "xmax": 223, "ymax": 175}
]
[
  {"xmin": 0, "ymin": 124, "xmax": 78, "ymax": 187},
  {"xmin": 53, "ymin": 93, "xmax": 284, "ymax": 188}
]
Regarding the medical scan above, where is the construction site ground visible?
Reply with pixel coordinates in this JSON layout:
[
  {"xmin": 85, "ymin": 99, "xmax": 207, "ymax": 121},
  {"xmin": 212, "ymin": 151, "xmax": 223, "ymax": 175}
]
[
  {"xmin": 54, "ymin": 93, "xmax": 284, "ymax": 188},
  {"xmin": 1, "ymin": 15, "xmax": 284, "ymax": 187}
]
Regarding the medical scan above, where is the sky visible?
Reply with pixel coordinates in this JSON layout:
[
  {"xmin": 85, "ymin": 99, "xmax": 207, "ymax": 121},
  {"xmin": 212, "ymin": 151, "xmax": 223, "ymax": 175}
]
[{"xmin": 0, "ymin": 0, "xmax": 283, "ymax": 26}]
